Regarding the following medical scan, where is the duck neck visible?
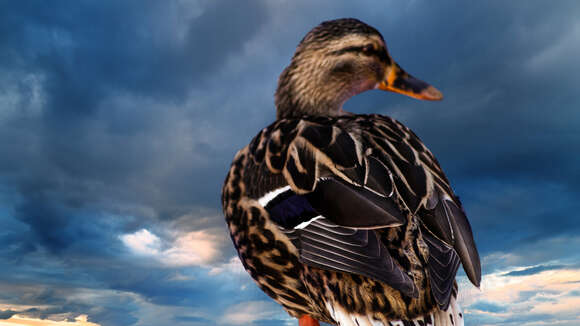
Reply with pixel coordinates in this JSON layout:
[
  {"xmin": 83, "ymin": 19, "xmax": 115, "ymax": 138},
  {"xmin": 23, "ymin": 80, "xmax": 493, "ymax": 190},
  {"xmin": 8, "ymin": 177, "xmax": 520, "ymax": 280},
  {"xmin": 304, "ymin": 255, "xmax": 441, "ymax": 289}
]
[{"xmin": 275, "ymin": 60, "xmax": 353, "ymax": 120}]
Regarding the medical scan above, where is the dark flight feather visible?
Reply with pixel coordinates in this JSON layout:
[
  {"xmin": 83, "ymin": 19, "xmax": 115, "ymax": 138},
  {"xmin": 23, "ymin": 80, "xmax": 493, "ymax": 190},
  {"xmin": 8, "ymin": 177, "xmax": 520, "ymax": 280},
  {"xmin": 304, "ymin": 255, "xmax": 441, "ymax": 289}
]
[
  {"xmin": 283, "ymin": 218, "xmax": 417, "ymax": 297},
  {"xmin": 423, "ymin": 230, "xmax": 461, "ymax": 309},
  {"xmin": 244, "ymin": 115, "xmax": 480, "ymax": 303},
  {"xmin": 306, "ymin": 178, "xmax": 405, "ymax": 228}
]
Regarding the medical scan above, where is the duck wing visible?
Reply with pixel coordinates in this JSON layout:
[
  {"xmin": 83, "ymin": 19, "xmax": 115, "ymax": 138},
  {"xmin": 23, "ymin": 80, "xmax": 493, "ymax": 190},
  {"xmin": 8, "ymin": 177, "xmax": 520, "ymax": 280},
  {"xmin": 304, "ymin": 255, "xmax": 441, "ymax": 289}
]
[
  {"xmin": 352, "ymin": 115, "xmax": 481, "ymax": 297},
  {"xmin": 247, "ymin": 115, "xmax": 480, "ymax": 306},
  {"xmin": 261, "ymin": 178, "xmax": 417, "ymax": 297}
]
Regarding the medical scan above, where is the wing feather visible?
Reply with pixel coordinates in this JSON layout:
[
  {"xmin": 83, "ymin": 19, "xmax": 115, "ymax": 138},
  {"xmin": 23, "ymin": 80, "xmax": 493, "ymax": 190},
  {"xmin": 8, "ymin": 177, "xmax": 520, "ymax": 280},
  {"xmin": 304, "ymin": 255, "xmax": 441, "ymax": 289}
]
[
  {"xmin": 423, "ymin": 231, "xmax": 461, "ymax": 309},
  {"xmin": 245, "ymin": 115, "xmax": 481, "ymax": 301},
  {"xmin": 285, "ymin": 218, "xmax": 417, "ymax": 297}
]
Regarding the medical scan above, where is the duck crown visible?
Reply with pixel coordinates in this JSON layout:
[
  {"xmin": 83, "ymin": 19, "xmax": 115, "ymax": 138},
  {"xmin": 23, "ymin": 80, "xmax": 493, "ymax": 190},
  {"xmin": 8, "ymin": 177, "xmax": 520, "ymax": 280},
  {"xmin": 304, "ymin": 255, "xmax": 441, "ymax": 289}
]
[
  {"xmin": 298, "ymin": 18, "xmax": 384, "ymax": 49},
  {"xmin": 275, "ymin": 18, "xmax": 390, "ymax": 119}
]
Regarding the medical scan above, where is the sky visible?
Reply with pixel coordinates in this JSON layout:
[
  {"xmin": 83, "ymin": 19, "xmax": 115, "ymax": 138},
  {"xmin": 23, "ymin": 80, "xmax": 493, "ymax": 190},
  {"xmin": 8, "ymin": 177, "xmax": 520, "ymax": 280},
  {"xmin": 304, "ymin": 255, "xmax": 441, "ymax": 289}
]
[{"xmin": 1, "ymin": 1, "xmax": 579, "ymax": 325}]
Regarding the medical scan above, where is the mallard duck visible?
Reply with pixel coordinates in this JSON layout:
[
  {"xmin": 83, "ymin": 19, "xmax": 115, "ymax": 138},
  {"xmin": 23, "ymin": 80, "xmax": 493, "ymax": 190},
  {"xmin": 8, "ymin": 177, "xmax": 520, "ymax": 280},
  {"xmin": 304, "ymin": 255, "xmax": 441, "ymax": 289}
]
[{"xmin": 222, "ymin": 18, "xmax": 480, "ymax": 326}]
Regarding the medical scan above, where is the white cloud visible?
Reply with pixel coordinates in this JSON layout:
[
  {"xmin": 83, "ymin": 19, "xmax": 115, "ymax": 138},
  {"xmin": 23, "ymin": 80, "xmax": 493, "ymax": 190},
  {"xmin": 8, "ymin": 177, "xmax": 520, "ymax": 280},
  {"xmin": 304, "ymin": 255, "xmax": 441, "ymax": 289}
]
[
  {"xmin": 0, "ymin": 315, "xmax": 100, "ymax": 326},
  {"xmin": 161, "ymin": 230, "xmax": 222, "ymax": 267},
  {"xmin": 461, "ymin": 267, "xmax": 580, "ymax": 305},
  {"xmin": 120, "ymin": 228, "xmax": 225, "ymax": 267},
  {"xmin": 458, "ymin": 259, "xmax": 580, "ymax": 325},
  {"xmin": 208, "ymin": 256, "xmax": 246, "ymax": 276},
  {"xmin": 457, "ymin": 235, "xmax": 580, "ymax": 324},
  {"xmin": 218, "ymin": 300, "xmax": 292, "ymax": 326},
  {"xmin": 120, "ymin": 229, "xmax": 161, "ymax": 256}
]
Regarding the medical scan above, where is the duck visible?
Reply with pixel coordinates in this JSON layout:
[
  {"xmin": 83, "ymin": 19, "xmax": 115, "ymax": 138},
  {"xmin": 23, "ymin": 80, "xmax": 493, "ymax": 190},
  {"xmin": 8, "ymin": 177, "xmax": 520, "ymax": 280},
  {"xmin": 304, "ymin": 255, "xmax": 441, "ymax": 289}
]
[{"xmin": 222, "ymin": 18, "xmax": 481, "ymax": 326}]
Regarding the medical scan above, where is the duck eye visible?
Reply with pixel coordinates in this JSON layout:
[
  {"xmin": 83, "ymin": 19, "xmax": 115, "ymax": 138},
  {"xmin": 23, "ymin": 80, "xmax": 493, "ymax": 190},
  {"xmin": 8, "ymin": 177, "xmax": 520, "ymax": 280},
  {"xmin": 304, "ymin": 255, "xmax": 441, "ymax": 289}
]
[{"xmin": 362, "ymin": 44, "xmax": 374, "ymax": 55}]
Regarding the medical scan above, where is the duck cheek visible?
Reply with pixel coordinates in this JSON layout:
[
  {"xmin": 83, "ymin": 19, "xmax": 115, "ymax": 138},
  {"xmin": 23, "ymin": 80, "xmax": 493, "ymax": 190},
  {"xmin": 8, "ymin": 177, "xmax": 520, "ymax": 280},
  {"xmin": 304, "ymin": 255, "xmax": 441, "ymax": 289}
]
[
  {"xmin": 371, "ymin": 61, "xmax": 385, "ymax": 82},
  {"xmin": 330, "ymin": 60, "xmax": 355, "ymax": 75}
]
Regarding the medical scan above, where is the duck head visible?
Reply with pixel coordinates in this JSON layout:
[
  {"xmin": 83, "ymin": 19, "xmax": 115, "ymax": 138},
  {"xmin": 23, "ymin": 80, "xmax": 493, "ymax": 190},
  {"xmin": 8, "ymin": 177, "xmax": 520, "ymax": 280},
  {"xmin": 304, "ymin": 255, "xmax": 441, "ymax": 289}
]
[{"xmin": 275, "ymin": 18, "xmax": 443, "ymax": 119}]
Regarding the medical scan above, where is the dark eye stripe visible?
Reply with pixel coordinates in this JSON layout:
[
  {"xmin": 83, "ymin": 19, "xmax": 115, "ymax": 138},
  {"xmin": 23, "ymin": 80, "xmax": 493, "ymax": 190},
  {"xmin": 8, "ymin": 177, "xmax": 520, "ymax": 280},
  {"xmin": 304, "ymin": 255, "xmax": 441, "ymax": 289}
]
[
  {"xmin": 330, "ymin": 46, "xmax": 391, "ymax": 65},
  {"xmin": 329, "ymin": 46, "xmax": 365, "ymax": 56}
]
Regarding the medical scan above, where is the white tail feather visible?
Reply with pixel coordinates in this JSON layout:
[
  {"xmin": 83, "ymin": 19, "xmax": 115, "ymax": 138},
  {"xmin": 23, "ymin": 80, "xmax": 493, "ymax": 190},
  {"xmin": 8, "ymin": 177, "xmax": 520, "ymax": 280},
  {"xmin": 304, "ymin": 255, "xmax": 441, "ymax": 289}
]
[{"xmin": 326, "ymin": 295, "xmax": 464, "ymax": 326}]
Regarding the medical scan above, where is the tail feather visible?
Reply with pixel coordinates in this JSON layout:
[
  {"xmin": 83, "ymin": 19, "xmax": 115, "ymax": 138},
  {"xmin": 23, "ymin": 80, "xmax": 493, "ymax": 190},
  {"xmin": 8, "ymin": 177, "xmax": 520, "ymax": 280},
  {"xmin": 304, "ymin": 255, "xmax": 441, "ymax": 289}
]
[{"xmin": 325, "ymin": 295, "xmax": 463, "ymax": 326}]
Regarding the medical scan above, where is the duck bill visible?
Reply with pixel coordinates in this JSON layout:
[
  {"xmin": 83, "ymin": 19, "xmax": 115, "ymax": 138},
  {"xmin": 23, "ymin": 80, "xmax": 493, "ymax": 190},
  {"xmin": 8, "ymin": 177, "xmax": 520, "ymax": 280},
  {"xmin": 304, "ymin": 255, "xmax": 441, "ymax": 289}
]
[{"xmin": 378, "ymin": 63, "xmax": 443, "ymax": 101}]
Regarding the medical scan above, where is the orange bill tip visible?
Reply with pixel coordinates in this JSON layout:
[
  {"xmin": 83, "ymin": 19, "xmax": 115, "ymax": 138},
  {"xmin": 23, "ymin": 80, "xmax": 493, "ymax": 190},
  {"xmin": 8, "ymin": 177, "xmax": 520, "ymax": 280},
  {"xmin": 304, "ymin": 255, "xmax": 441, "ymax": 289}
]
[{"xmin": 378, "ymin": 64, "xmax": 443, "ymax": 101}]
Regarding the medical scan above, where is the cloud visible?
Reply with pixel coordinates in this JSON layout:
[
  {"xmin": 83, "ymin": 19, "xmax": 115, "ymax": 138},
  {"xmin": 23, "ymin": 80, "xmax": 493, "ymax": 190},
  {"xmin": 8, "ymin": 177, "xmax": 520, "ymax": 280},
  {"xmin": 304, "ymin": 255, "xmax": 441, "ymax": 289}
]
[
  {"xmin": 162, "ymin": 230, "xmax": 224, "ymax": 267},
  {"xmin": 172, "ymin": 315, "xmax": 212, "ymax": 324},
  {"xmin": 1, "ymin": 1, "xmax": 580, "ymax": 326},
  {"xmin": 0, "ymin": 311, "xmax": 16, "ymax": 320},
  {"xmin": 478, "ymin": 235, "xmax": 580, "ymax": 275},
  {"xmin": 0, "ymin": 315, "xmax": 100, "ymax": 326},
  {"xmin": 120, "ymin": 227, "xmax": 227, "ymax": 267},
  {"xmin": 208, "ymin": 256, "xmax": 246, "ymax": 276},
  {"xmin": 469, "ymin": 301, "xmax": 507, "ymax": 314},
  {"xmin": 458, "ymin": 234, "xmax": 580, "ymax": 325},
  {"xmin": 525, "ymin": 20, "xmax": 580, "ymax": 76},
  {"xmin": 219, "ymin": 301, "xmax": 291, "ymax": 326},
  {"xmin": 459, "ymin": 260, "xmax": 580, "ymax": 325},
  {"xmin": 0, "ymin": 285, "xmax": 140, "ymax": 326},
  {"xmin": 504, "ymin": 265, "xmax": 567, "ymax": 277},
  {"xmin": 120, "ymin": 229, "xmax": 161, "ymax": 256}
]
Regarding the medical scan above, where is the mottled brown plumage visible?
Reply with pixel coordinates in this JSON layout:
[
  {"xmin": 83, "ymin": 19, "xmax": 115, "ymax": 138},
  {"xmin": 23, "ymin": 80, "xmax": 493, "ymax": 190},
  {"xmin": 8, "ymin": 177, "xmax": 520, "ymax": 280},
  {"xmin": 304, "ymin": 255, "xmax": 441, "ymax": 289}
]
[{"xmin": 222, "ymin": 18, "xmax": 480, "ymax": 326}]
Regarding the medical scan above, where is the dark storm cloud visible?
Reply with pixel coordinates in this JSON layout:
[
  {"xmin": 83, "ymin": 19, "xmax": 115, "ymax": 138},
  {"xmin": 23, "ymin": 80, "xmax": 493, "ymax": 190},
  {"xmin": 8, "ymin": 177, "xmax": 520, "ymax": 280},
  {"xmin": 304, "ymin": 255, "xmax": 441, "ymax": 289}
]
[
  {"xmin": 0, "ymin": 1, "xmax": 273, "ymax": 324},
  {"xmin": 0, "ymin": 234, "xmax": 265, "ymax": 325},
  {"xmin": 0, "ymin": 0, "xmax": 270, "ymax": 243},
  {"xmin": 173, "ymin": 316, "xmax": 212, "ymax": 323},
  {"xmin": 1, "ymin": 1, "xmax": 579, "ymax": 325},
  {"xmin": 467, "ymin": 313, "xmax": 555, "ymax": 326},
  {"xmin": 0, "ymin": 310, "xmax": 16, "ymax": 319},
  {"xmin": 1, "ymin": 0, "xmax": 269, "ymax": 110},
  {"xmin": 360, "ymin": 1, "xmax": 580, "ymax": 257},
  {"xmin": 503, "ymin": 264, "xmax": 566, "ymax": 277},
  {"xmin": 0, "ymin": 279, "xmax": 140, "ymax": 326},
  {"xmin": 469, "ymin": 301, "xmax": 507, "ymax": 314},
  {"xmin": 13, "ymin": 192, "xmax": 115, "ymax": 253}
]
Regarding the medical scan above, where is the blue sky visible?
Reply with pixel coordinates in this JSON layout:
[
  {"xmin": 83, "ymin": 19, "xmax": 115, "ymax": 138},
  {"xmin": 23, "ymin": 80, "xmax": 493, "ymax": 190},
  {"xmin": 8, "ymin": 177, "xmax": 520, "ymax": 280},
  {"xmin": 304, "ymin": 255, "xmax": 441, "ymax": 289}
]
[{"xmin": 1, "ymin": 1, "xmax": 579, "ymax": 325}]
